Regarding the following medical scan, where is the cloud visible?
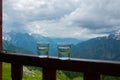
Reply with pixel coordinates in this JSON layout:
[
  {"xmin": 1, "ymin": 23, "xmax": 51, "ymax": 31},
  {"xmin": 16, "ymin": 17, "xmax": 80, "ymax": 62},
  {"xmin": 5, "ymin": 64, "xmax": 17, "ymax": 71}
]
[
  {"xmin": 63, "ymin": 0, "xmax": 120, "ymax": 33},
  {"xmin": 4, "ymin": 0, "xmax": 78, "ymax": 21},
  {"xmin": 3, "ymin": 0, "xmax": 120, "ymax": 40},
  {"xmin": 25, "ymin": 20, "xmax": 107, "ymax": 39}
]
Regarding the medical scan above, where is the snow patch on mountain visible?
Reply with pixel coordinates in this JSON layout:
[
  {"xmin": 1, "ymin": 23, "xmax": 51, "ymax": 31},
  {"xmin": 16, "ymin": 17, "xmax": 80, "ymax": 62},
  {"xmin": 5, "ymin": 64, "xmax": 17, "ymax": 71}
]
[
  {"xmin": 114, "ymin": 30, "xmax": 120, "ymax": 40},
  {"xmin": 2, "ymin": 32, "xmax": 11, "ymax": 41}
]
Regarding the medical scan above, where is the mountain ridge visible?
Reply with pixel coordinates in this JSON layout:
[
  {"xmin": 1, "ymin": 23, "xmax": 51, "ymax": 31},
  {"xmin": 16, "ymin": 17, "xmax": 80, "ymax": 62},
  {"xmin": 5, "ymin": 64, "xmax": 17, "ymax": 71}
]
[
  {"xmin": 2, "ymin": 31, "xmax": 81, "ymax": 56},
  {"xmin": 73, "ymin": 30, "xmax": 120, "ymax": 61},
  {"xmin": 2, "ymin": 30, "xmax": 120, "ymax": 61}
]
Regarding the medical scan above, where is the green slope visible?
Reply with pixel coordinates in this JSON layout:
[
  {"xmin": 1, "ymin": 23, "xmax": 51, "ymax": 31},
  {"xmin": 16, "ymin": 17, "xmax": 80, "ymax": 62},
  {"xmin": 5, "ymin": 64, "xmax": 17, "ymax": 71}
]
[
  {"xmin": 2, "ymin": 63, "xmax": 11, "ymax": 80},
  {"xmin": 2, "ymin": 63, "xmax": 42, "ymax": 80}
]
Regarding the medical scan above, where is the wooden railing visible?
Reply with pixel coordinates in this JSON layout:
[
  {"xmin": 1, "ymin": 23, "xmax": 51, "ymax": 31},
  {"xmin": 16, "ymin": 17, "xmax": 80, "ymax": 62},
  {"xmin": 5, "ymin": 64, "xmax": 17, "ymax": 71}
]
[{"xmin": 0, "ymin": 51, "xmax": 120, "ymax": 80}]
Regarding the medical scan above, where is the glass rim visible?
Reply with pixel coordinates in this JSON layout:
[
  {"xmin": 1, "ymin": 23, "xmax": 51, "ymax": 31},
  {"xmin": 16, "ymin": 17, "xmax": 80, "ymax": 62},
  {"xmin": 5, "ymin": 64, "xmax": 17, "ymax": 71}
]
[
  {"xmin": 37, "ymin": 42, "xmax": 49, "ymax": 45},
  {"xmin": 57, "ymin": 43, "xmax": 71, "ymax": 47}
]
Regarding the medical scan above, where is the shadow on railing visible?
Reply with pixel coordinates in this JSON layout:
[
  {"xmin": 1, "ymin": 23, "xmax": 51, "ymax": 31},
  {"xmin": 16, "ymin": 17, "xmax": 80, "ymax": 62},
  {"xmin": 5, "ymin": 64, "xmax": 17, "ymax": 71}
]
[{"xmin": 0, "ymin": 51, "xmax": 120, "ymax": 80}]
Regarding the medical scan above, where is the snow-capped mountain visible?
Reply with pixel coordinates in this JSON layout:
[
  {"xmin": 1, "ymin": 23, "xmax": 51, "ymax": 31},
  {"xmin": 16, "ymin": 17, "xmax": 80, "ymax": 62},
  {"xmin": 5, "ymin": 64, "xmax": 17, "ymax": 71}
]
[
  {"xmin": 113, "ymin": 30, "xmax": 120, "ymax": 40},
  {"xmin": 2, "ymin": 32, "xmax": 11, "ymax": 41},
  {"xmin": 108, "ymin": 30, "xmax": 120, "ymax": 40},
  {"xmin": 3, "ymin": 32, "xmax": 37, "ymax": 54},
  {"xmin": 73, "ymin": 30, "xmax": 120, "ymax": 61},
  {"xmin": 2, "ymin": 32, "xmax": 81, "ymax": 56},
  {"xmin": 2, "ymin": 30, "xmax": 120, "ymax": 61}
]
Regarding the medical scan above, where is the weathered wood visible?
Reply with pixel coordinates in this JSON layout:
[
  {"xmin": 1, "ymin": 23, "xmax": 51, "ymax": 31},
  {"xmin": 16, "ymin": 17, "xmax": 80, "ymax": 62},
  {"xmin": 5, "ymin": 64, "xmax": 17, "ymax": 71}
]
[
  {"xmin": 11, "ymin": 63, "xmax": 23, "ymax": 80},
  {"xmin": 84, "ymin": 73, "xmax": 100, "ymax": 80},
  {"xmin": 43, "ymin": 67, "xmax": 56, "ymax": 80}
]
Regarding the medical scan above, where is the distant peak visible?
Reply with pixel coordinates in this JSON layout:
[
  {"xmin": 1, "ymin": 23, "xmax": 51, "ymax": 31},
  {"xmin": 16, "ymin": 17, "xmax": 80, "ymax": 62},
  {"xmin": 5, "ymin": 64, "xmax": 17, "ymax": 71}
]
[
  {"xmin": 112, "ymin": 30, "xmax": 120, "ymax": 40},
  {"xmin": 115, "ymin": 30, "xmax": 120, "ymax": 35},
  {"xmin": 28, "ymin": 33, "xmax": 32, "ymax": 36}
]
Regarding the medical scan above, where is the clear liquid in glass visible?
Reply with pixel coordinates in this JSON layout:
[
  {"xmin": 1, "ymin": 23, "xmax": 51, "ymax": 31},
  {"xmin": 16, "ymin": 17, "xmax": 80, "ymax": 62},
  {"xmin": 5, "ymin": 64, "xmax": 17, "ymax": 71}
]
[
  {"xmin": 58, "ymin": 44, "xmax": 71, "ymax": 60},
  {"xmin": 37, "ymin": 43, "xmax": 49, "ymax": 58}
]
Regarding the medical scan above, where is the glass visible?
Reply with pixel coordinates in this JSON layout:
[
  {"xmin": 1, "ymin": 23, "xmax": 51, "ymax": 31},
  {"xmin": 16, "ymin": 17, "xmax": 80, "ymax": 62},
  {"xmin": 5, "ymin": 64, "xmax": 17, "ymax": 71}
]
[
  {"xmin": 58, "ymin": 44, "xmax": 71, "ymax": 60},
  {"xmin": 37, "ymin": 43, "xmax": 49, "ymax": 58}
]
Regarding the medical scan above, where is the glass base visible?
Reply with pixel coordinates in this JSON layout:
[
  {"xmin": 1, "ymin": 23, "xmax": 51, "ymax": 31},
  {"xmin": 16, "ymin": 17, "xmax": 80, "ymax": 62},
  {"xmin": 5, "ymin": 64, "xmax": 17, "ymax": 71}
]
[
  {"xmin": 59, "ymin": 57, "xmax": 69, "ymax": 60},
  {"xmin": 38, "ymin": 55, "xmax": 48, "ymax": 58}
]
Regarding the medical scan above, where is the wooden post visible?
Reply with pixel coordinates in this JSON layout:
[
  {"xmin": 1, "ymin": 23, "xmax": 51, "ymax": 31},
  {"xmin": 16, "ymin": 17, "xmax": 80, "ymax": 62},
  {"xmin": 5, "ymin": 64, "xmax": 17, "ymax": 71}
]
[
  {"xmin": 11, "ymin": 63, "xmax": 23, "ymax": 80},
  {"xmin": 43, "ymin": 67, "xmax": 56, "ymax": 80},
  {"xmin": 84, "ymin": 73, "xmax": 100, "ymax": 80},
  {"xmin": 0, "ymin": 0, "xmax": 2, "ymax": 80}
]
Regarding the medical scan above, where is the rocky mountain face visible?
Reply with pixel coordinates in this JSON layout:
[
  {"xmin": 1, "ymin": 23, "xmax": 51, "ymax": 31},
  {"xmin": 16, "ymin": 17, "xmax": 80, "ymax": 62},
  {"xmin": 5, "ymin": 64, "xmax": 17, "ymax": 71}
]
[{"xmin": 73, "ymin": 30, "xmax": 120, "ymax": 61}]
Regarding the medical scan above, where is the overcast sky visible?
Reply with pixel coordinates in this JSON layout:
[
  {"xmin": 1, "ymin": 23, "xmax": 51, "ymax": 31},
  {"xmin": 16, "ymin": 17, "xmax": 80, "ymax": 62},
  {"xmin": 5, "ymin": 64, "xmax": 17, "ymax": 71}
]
[{"xmin": 3, "ymin": 0, "xmax": 120, "ymax": 40}]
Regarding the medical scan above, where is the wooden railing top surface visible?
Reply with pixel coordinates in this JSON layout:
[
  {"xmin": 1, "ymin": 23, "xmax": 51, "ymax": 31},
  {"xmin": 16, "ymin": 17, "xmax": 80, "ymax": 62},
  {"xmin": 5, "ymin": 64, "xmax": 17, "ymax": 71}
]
[{"xmin": 0, "ymin": 51, "xmax": 120, "ymax": 76}]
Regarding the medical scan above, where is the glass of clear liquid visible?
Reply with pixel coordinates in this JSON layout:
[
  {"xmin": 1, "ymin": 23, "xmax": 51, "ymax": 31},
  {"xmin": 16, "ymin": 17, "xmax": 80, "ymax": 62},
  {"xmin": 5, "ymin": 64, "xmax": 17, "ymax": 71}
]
[
  {"xmin": 37, "ymin": 43, "xmax": 49, "ymax": 58},
  {"xmin": 58, "ymin": 44, "xmax": 71, "ymax": 60}
]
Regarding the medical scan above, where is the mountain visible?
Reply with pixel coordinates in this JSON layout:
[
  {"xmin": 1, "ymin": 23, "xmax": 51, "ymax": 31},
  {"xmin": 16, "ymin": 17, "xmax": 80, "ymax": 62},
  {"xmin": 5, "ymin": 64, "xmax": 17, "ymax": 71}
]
[
  {"xmin": 73, "ymin": 30, "xmax": 120, "ymax": 61},
  {"xmin": 31, "ymin": 34, "xmax": 58, "ymax": 56},
  {"xmin": 3, "ymin": 32, "xmax": 82, "ymax": 56},
  {"xmin": 51, "ymin": 38, "xmax": 81, "ymax": 44},
  {"xmin": 3, "ymin": 32, "xmax": 37, "ymax": 54},
  {"xmin": 3, "ymin": 32, "xmax": 58, "ymax": 56},
  {"xmin": 32, "ymin": 34, "xmax": 51, "ymax": 43},
  {"xmin": 2, "ymin": 40, "xmax": 32, "ymax": 54},
  {"xmin": 108, "ymin": 30, "xmax": 120, "ymax": 40},
  {"xmin": 3, "ymin": 30, "xmax": 120, "ymax": 61}
]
